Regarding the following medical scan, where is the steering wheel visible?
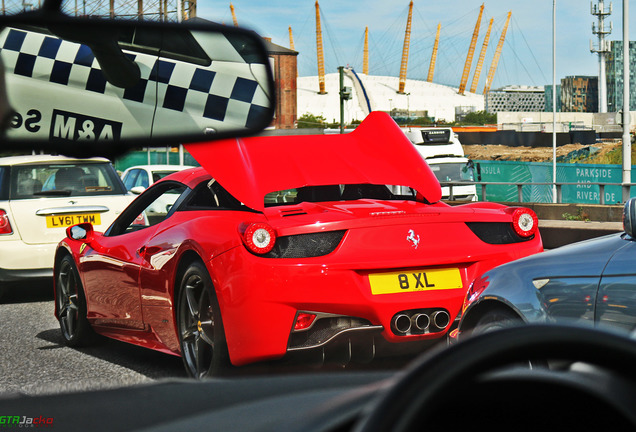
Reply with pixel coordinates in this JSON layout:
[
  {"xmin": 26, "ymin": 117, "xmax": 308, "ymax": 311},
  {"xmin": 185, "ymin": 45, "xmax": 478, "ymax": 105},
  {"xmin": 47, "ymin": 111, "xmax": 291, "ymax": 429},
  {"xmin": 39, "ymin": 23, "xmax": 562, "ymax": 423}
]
[{"xmin": 354, "ymin": 325, "xmax": 636, "ymax": 432}]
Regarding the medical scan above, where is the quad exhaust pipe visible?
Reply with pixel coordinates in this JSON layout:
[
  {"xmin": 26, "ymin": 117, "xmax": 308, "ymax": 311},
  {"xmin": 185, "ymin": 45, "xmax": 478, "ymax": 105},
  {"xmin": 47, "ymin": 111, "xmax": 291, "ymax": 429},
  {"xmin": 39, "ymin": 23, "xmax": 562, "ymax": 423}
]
[
  {"xmin": 391, "ymin": 313, "xmax": 412, "ymax": 334},
  {"xmin": 431, "ymin": 310, "xmax": 450, "ymax": 330},
  {"xmin": 391, "ymin": 309, "xmax": 450, "ymax": 335},
  {"xmin": 411, "ymin": 313, "xmax": 430, "ymax": 332}
]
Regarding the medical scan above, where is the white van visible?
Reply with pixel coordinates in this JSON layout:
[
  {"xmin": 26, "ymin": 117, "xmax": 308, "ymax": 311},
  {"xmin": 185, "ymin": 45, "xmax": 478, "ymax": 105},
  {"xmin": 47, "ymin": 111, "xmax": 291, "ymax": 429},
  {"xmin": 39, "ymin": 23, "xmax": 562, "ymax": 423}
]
[{"xmin": 404, "ymin": 128, "xmax": 477, "ymax": 201}]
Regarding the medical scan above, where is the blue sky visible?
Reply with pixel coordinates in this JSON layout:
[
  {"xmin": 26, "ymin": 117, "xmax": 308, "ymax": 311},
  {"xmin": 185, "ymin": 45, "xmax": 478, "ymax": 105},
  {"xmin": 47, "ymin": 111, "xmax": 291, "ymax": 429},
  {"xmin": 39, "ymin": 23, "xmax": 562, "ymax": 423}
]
[{"xmin": 197, "ymin": 1, "xmax": 636, "ymax": 90}]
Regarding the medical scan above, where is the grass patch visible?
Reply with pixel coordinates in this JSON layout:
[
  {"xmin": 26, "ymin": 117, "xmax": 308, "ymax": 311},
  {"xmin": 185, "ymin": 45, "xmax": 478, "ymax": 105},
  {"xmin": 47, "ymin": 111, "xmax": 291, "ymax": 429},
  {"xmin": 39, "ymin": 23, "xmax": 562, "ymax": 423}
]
[
  {"xmin": 579, "ymin": 142, "xmax": 636, "ymax": 165},
  {"xmin": 562, "ymin": 207, "xmax": 590, "ymax": 221}
]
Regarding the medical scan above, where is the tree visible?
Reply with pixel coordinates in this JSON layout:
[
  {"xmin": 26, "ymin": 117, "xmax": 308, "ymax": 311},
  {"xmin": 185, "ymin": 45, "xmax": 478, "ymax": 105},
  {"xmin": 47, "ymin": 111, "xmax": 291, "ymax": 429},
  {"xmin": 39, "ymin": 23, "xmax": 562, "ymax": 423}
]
[
  {"xmin": 400, "ymin": 117, "xmax": 434, "ymax": 126},
  {"xmin": 297, "ymin": 113, "xmax": 327, "ymax": 129},
  {"xmin": 459, "ymin": 110, "xmax": 496, "ymax": 126}
]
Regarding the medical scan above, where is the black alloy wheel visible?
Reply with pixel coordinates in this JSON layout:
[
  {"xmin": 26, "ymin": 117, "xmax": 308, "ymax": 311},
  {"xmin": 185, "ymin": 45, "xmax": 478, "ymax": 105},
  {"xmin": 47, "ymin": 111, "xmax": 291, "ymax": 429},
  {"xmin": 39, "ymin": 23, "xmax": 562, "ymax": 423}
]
[
  {"xmin": 177, "ymin": 261, "xmax": 229, "ymax": 378},
  {"xmin": 56, "ymin": 255, "xmax": 95, "ymax": 346}
]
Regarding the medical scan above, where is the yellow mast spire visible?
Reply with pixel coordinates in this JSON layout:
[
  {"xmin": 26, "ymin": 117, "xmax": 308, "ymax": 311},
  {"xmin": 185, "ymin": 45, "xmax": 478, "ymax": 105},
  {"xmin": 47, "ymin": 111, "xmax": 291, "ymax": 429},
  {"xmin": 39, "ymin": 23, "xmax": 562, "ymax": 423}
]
[
  {"xmin": 315, "ymin": 0, "xmax": 326, "ymax": 94},
  {"xmin": 398, "ymin": 0, "xmax": 413, "ymax": 94},
  {"xmin": 459, "ymin": 3, "xmax": 484, "ymax": 95},
  {"xmin": 427, "ymin": 22, "xmax": 441, "ymax": 83},
  {"xmin": 484, "ymin": 11, "xmax": 511, "ymax": 95},
  {"xmin": 230, "ymin": 3, "xmax": 238, "ymax": 27},
  {"xmin": 470, "ymin": 17, "xmax": 493, "ymax": 93},
  {"xmin": 363, "ymin": 27, "xmax": 369, "ymax": 75},
  {"xmin": 289, "ymin": 26, "xmax": 295, "ymax": 50}
]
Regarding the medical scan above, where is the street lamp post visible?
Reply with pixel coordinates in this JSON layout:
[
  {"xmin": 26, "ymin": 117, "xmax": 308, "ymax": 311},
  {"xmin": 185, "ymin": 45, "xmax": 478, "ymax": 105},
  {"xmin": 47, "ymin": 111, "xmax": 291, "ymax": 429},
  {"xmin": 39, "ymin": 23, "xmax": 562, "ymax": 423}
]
[
  {"xmin": 552, "ymin": 0, "xmax": 557, "ymax": 203},
  {"xmin": 622, "ymin": 0, "xmax": 631, "ymax": 202}
]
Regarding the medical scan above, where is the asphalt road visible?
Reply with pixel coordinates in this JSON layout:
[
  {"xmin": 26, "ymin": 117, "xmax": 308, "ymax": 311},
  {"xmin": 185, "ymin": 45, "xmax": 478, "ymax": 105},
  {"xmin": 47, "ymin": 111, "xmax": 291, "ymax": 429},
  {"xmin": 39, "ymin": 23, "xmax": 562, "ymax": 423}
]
[
  {"xmin": 0, "ymin": 282, "xmax": 413, "ymax": 398},
  {"xmin": 0, "ymin": 282, "xmax": 186, "ymax": 396}
]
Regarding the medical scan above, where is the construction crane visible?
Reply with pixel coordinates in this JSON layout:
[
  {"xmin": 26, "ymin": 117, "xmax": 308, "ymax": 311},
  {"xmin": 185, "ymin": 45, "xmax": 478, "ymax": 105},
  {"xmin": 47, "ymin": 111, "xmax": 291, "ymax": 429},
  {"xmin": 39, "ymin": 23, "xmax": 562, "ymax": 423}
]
[
  {"xmin": 315, "ymin": 0, "xmax": 326, "ymax": 94},
  {"xmin": 51, "ymin": 0, "xmax": 197, "ymax": 22},
  {"xmin": 470, "ymin": 17, "xmax": 493, "ymax": 93},
  {"xmin": 484, "ymin": 11, "xmax": 511, "ymax": 95},
  {"xmin": 289, "ymin": 26, "xmax": 295, "ymax": 50},
  {"xmin": 458, "ymin": 3, "xmax": 484, "ymax": 95},
  {"xmin": 427, "ymin": 22, "xmax": 441, "ymax": 83},
  {"xmin": 363, "ymin": 27, "xmax": 369, "ymax": 75},
  {"xmin": 230, "ymin": 3, "xmax": 238, "ymax": 26},
  {"xmin": 398, "ymin": 0, "xmax": 413, "ymax": 94}
]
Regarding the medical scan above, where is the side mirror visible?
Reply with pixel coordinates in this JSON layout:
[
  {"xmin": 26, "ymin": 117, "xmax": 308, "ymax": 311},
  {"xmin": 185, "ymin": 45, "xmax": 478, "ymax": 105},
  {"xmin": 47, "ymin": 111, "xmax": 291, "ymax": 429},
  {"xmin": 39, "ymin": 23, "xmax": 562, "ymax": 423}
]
[
  {"xmin": 66, "ymin": 223, "xmax": 94, "ymax": 241},
  {"xmin": 130, "ymin": 186, "xmax": 146, "ymax": 195},
  {"xmin": 623, "ymin": 197, "xmax": 636, "ymax": 237}
]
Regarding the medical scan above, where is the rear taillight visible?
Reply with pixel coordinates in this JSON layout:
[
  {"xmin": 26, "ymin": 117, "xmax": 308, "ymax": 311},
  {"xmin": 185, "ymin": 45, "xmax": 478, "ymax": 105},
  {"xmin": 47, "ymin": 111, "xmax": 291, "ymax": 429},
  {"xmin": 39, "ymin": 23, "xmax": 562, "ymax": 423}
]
[
  {"xmin": 0, "ymin": 210, "xmax": 12, "ymax": 235},
  {"xmin": 242, "ymin": 223, "xmax": 277, "ymax": 254},
  {"xmin": 511, "ymin": 208, "xmax": 538, "ymax": 238},
  {"xmin": 132, "ymin": 213, "xmax": 147, "ymax": 226}
]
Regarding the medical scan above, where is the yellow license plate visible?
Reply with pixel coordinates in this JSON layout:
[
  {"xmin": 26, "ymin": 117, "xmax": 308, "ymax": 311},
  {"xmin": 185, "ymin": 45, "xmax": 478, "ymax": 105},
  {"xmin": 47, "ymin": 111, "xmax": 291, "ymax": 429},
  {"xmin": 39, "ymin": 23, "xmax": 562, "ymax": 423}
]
[
  {"xmin": 369, "ymin": 268, "xmax": 463, "ymax": 295},
  {"xmin": 46, "ymin": 213, "xmax": 101, "ymax": 228}
]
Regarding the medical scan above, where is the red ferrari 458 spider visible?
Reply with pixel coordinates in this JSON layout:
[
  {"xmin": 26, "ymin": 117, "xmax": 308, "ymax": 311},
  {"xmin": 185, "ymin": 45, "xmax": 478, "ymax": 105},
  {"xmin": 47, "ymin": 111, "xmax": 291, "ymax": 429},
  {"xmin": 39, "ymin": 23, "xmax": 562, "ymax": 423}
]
[{"xmin": 54, "ymin": 112, "xmax": 542, "ymax": 377}]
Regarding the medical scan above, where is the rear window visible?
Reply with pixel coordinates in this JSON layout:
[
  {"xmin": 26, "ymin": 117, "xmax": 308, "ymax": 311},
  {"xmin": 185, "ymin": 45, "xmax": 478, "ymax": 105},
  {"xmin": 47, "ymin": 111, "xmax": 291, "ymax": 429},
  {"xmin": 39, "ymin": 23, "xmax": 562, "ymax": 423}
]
[
  {"xmin": 152, "ymin": 171, "xmax": 178, "ymax": 182},
  {"xmin": 10, "ymin": 162, "xmax": 126, "ymax": 199},
  {"xmin": 264, "ymin": 184, "xmax": 418, "ymax": 207}
]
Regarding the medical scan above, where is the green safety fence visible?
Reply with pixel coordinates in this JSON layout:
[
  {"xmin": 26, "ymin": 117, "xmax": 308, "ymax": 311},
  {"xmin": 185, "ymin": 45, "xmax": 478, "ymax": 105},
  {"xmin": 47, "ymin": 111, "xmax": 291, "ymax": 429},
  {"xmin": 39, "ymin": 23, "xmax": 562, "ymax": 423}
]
[
  {"xmin": 114, "ymin": 149, "xmax": 199, "ymax": 173},
  {"xmin": 113, "ymin": 152, "xmax": 634, "ymax": 205},
  {"xmin": 475, "ymin": 160, "xmax": 635, "ymax": 204}
]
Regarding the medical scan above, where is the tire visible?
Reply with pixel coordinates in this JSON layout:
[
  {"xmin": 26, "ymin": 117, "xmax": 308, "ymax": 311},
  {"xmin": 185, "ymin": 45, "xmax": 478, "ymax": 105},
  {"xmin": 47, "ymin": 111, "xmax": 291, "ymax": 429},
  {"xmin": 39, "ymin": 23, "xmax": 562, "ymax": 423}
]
[
  {"xmin": 177, "ymin": 261, "xmax": 229, "ymax": 378},
  {"xmin": 474, "ymin": 308, "xmax": 549, "ymax": 369},
  {"xmin": 472, "ymin": 308, "xmax": 521, "ymax": 336},
  {"xmin": 55, "ymin": 255, "xmax": 95, "ymax": 347}
]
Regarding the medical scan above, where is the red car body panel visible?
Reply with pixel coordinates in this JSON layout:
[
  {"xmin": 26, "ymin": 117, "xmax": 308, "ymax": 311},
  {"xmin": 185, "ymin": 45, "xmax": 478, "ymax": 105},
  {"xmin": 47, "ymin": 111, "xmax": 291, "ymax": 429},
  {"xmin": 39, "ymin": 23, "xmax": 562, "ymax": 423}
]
[
  {"xmin": 54, "ymin": 113, "xmax": 544, "ymax": 367},
  {"xmin": 185, "ymin": 111, "xmax": 442, "ymax": 211}
]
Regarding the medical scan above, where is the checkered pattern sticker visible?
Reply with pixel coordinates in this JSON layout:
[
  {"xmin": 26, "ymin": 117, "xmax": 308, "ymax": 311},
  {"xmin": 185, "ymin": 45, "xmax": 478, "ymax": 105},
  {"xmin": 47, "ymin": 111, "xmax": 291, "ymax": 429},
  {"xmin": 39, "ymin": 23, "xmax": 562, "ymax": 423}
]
[{"xmin": 0, "ymin": 28, "xmax": 269, "ymax": 129}]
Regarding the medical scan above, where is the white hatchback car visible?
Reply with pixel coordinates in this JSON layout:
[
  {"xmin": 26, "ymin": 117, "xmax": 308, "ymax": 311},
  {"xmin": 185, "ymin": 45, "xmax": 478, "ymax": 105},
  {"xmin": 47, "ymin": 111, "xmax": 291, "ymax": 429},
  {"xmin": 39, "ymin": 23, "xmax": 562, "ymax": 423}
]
[{"xmin": 0, "ymin": 154, "xmax": 134, "ymax": 292}]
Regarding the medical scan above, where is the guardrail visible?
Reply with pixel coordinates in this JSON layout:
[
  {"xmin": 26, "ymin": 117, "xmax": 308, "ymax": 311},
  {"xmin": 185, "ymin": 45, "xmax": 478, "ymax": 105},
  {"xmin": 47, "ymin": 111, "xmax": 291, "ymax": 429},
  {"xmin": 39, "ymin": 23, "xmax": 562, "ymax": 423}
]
[{"xmin": 441, "ymin": 181, "xmax": 636, "ymax": 205}]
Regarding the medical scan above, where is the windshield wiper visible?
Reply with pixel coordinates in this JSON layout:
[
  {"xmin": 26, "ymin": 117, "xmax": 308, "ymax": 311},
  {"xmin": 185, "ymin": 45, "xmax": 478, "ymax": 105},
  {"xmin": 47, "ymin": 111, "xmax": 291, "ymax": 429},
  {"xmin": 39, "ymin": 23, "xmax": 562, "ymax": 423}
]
[{"xmin": 33, "ymin": 190, "xmax": 73, "ymax": 196}]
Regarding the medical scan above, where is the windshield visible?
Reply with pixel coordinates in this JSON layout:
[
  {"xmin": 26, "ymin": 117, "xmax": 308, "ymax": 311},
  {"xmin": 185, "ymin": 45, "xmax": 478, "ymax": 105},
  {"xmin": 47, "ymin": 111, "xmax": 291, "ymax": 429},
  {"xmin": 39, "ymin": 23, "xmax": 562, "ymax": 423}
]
[
  {"xmin": 429, "ymin": 162, "xmax": 475, "ymax": 183},
  {"xmin": 1, "ymin": 3, "xmax": 629, "ymax": 432},
  {"xmin": 11, "ymin": 162, "xmax": 125, "ymax": 199}
]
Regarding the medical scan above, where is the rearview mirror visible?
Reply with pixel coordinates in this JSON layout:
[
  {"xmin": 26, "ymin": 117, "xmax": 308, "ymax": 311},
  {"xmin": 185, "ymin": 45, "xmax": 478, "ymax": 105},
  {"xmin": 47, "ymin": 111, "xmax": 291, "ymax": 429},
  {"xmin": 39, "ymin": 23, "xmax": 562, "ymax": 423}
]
[{"xmin": 0, "ymin": 13, "xmax": 275, "ymax": 157}]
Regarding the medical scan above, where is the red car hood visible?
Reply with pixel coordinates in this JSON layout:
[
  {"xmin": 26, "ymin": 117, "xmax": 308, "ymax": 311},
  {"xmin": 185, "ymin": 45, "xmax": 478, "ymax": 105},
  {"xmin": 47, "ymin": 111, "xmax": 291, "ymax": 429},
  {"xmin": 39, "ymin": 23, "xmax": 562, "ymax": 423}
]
[{"xmin": 185, "ymin": 111, "xmax": 441, "ymax": 211}]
